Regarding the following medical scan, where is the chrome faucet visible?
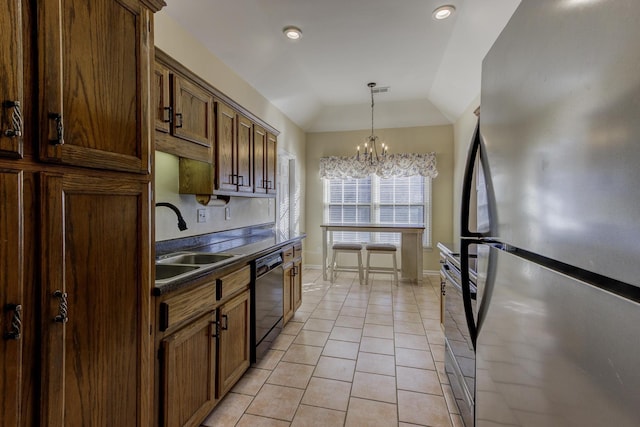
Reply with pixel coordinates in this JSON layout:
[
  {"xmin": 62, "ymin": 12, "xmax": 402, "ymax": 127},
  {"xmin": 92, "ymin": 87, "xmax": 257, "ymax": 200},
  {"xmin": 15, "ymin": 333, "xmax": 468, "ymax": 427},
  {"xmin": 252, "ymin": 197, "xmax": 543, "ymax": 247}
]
[{"xmin": 156, "ymin": 202, "xmax": 188, "ymax": 231}]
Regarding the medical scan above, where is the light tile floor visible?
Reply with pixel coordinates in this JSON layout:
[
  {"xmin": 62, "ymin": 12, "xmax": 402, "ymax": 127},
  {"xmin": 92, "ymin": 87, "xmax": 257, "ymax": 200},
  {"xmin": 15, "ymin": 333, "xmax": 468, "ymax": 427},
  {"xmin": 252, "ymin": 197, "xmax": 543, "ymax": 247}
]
[{"xmin": 202, "ymin": 268, "xmax": 463, "ymax": 427}]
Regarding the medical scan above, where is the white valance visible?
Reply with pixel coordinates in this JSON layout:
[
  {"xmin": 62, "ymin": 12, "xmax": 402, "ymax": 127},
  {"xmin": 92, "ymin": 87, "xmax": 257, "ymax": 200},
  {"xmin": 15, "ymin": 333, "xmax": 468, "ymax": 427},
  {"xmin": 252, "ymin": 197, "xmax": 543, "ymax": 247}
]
[{"xmin": 319, "ymin": 152, "xmax": 439, "ymax": 179}]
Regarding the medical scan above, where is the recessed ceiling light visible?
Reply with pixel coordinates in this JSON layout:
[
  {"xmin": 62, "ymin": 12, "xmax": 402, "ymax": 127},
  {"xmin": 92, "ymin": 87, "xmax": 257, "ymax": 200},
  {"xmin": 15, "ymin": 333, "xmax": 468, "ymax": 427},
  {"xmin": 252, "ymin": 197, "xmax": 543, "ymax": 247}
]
[
  {"xmin": 283, "ymin": 26, "xmax": 302, "ymax": 40},
  {"xmin": 432, "ymin": 5, "xmax": 456, "ymax": 20}
]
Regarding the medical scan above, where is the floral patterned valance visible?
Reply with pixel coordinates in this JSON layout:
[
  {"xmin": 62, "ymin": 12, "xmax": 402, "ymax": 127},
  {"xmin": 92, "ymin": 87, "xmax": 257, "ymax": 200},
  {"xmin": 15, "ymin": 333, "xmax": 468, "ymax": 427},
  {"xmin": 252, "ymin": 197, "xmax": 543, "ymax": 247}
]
[{"xmin": 319, "ymin": 152, "xmax": 438, "ymax": 179}]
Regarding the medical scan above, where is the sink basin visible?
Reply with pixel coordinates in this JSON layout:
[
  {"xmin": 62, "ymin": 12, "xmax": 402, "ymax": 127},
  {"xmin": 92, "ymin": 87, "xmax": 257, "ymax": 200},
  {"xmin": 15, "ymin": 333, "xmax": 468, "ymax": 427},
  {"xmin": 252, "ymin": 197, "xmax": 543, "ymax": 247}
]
[
  {"xmin": 155, "ymin": 264, "xmax": 199, "ymax": 280},
  {"xmin": 157, "ymin": 253, "xmax": 235, "ymax": 265}
]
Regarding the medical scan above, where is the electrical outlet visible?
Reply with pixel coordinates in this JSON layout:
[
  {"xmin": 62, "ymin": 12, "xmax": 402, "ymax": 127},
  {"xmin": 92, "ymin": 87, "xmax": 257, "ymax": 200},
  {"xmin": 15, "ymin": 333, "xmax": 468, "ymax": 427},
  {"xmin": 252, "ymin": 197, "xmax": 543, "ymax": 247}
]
[
  {"xmin": 197, "ymin": 209, "xmax": 207, "ymax": 223},
  {"xmin": 225, "ymin": 206, "xmax": 231, "ymax": 220}
]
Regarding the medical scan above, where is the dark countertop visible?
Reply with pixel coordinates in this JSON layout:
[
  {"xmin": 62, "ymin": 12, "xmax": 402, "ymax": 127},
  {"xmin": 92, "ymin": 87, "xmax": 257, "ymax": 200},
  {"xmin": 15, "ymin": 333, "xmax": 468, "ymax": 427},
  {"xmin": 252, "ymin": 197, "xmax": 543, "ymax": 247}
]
[{"xmin": 153, "ymin": 225, "xmax": 306, "ymax": 296}]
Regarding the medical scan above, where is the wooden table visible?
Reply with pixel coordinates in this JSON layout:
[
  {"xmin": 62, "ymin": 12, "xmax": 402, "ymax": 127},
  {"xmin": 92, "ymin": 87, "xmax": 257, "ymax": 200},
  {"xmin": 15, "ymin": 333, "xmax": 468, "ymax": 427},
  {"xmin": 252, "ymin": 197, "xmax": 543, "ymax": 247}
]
[{"xmin": 320, "ymin": 223, "xmax": 425, "ymax": 284}]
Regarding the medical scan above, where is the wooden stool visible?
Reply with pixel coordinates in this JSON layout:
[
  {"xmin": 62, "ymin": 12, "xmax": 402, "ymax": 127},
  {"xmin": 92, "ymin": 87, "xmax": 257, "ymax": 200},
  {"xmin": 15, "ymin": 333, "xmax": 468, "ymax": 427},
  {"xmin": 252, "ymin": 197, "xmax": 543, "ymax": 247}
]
[
  {"xmin": 330, "ymin": 243, "xmax": 364, "ymax": 284},
  {"xmin": 365, "ymin": 243, "xmax": 399, "ymax": 285}
]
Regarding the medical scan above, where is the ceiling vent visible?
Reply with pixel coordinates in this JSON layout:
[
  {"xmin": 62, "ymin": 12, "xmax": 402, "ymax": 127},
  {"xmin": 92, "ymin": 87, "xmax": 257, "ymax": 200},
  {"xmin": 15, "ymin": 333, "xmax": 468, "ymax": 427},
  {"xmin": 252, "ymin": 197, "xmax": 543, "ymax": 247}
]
[{"xmin": 371, "ymin": 86, "xmax": 390, "ymax": 94}]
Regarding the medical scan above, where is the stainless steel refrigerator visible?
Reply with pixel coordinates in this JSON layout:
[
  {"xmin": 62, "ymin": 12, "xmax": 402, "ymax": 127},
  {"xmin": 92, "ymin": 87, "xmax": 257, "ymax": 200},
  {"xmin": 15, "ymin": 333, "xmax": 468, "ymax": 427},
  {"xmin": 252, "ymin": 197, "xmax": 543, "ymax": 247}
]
[{"xmin": 459, "ymin": 1, "xmax": 640, "ymax": 426}]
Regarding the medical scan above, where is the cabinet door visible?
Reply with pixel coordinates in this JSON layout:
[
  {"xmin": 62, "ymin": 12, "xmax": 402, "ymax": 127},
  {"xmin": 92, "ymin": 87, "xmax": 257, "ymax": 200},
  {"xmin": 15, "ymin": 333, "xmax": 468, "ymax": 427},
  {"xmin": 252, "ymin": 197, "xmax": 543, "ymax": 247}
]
[
  {"xmin": 237, "ymin": 114, "xmax": 253, "ymax": 193},
  {"xmin": 266, "ymin": 133, "xmax": 277, "ymax": 194},
  {"xmin": 161, "ymin": 312, "xmax": 217, "ymax": 427},
  {"xmin": 38, "ymin": 0, "xmax": 153, "ymax": 173},
  {"xmin": 253, "ymin": 125, "xmax": 266, "ymax": 194},
  {"xmin": 171, "ymin": 75, "xmax": 214, "ymax": 155},
  {"xmin": 282, "ymin": 263, "xmax": 294, "ymax": 325},
  {"xmin": 0, "ymin": 0, "xmax": 24, "ymax": 158},
  {"xmin": 218, "ymin": 289, "xmax": 250, "ymax": 397},
  {"xmin": 216, "ymin": 101, "xmax": 237, "ymax": 192},
  {"xmin": 39, "ymin": 172, "xmax": 152, "ymax": 427},
  {"xmin": 0, "ymin": 169, "xmax": 23, "ymax": 426},
  {"xmin": 293, "ymin": 260, "xmax": 302, "ymax": 312},
  {"xmin": 154, "ymin": 61, "xmax": 171, "ymax": 134}
]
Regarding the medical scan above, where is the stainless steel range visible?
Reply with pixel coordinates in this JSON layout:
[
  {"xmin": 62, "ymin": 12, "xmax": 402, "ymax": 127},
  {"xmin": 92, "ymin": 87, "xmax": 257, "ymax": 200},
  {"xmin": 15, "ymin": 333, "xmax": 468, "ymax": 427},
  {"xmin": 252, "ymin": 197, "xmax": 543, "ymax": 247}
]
[{"xmin": 438, "ymin": 243, "xmax": 476, "ymax": 427}]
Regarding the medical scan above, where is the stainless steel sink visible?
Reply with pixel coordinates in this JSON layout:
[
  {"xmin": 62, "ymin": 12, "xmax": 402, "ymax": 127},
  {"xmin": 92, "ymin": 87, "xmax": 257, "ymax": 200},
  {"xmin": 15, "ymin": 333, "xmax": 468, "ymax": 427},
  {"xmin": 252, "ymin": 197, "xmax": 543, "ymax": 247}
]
[
  {"xmin": 155, "ymin": 251, "xmax": 241, "ymax": 285},
  {"xmin": 157, "ymin": 253, "xmax": 235, "ymax": 265},
  {"xmin": 155, "ymin": 264, "xmax": 199, "ymax": 280}
]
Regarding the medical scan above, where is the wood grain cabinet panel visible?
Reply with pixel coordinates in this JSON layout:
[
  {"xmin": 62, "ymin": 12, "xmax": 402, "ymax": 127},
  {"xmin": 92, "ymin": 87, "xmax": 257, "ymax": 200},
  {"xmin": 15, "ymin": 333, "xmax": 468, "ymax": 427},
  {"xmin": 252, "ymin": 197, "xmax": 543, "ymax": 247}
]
[
  {"xmin": 0, "ymin": 169, "xmax": 23, "ymax": 426},
  {"xmin": 38, "ymin": 0, "xmax": 153, "ymax": 173},
  {"xmin": 161, "ymin": 312, "xmax": 217, "ymax": 427},
  {"xmin": 218, "ymin": 289, "xmax": 250, "ymax": 397},
  {"xmin": 236, "ymin": 114, "xmax": 253, "ymax": 193},
  {"xmin": 154, "ymin": 61, "xmax": 171, "ymax": 134},
  {"xmin": 216, "ymin": 101, "xmax": 237, "ymax": 192},
  {"xmin": 39, "ymin": 172, "xmax": 153, "ymax": 427},
  {"xmin": 171, "ymin": 75, "xmax": 214, "ymax": 153},
  {"xmin": 253, "ymin": 125, "xmax": 266, "ymax": 193},
  {"xmin": 266, "ymin": 132, "xmax": 277, "ymax": 195},
  {"xmin": 0, "ymin": 0, "xmax": 24, "ymax": 158}
]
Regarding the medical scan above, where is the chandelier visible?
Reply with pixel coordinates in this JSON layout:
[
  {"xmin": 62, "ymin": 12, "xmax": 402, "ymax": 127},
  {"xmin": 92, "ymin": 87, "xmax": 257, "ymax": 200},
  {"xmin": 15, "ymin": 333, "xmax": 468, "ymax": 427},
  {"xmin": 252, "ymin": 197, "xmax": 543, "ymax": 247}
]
[{"xmin": 357, "ymin": 82, "xmax": 388, "ymax": 163}]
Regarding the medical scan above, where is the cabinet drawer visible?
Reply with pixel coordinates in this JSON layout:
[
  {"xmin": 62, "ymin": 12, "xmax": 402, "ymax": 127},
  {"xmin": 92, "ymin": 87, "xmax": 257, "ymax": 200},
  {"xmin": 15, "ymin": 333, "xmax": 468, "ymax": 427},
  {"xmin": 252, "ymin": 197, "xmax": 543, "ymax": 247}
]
[
  {"xmin": 282, "ymin": 246, "xmax": 294, "ymax": 264},
  {"xmin": 217, "ymin": 265, "xmax": 250, "ymax": 301},
  {"xmin": 160, "ymin": 284, "xmax": 216, "ymax": 331},
  {"xmin": 283, "ymin": 243, "xmax": 302, "ymax": 264}
]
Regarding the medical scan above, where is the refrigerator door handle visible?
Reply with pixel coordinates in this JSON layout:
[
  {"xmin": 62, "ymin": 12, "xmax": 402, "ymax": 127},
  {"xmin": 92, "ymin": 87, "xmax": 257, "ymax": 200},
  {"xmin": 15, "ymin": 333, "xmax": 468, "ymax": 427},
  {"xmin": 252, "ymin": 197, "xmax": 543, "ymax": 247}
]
[
  {"xmin": 460, "ymin": 240, "xmax": 477, "ymax": 348},
  {"xmin": 461, "ymin": 121, "xmax": 483, "ymax": 239}
]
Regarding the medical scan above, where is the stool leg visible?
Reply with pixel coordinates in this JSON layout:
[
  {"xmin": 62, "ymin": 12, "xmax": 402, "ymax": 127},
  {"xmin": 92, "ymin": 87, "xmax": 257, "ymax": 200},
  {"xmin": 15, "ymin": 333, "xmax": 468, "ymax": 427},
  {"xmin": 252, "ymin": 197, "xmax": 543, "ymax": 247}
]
[
  {"xmin": 392, "ymin": 252, "xmax": 399, "ymax": 286},
  {"xmin": 330, "ymin": 250, "xmax": 338, "ymax": 283},
  {"xmin": 357, "ymin": 251, "xmax": 364, "ymax": 285},
  {"xmin": 365, "ymin": 251, "xmax": 371, "ymax": 285}
]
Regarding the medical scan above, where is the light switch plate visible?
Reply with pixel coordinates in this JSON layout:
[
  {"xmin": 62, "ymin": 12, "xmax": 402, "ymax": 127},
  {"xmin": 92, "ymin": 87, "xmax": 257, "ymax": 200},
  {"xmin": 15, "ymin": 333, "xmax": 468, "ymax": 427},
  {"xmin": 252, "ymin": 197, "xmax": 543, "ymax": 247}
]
[{"xmin": 197, "ymin": 209, "xmax": 207, "ymax": 223}]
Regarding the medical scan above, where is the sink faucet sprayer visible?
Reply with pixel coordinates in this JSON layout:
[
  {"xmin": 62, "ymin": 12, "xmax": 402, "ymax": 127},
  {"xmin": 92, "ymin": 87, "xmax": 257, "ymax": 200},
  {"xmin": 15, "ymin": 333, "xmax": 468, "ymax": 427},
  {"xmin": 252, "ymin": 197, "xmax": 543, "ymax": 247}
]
[{"xmin": 156, "ymin": 202, "xmax": 188, "ymax": 231}]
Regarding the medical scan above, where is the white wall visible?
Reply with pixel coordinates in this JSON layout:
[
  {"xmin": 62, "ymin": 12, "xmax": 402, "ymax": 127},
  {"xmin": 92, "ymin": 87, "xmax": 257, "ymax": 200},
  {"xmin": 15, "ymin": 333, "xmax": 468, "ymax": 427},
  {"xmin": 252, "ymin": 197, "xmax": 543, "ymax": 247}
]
[{"xmin": 153, "ymin": 12, "xmax": 306, "ymax": 242}]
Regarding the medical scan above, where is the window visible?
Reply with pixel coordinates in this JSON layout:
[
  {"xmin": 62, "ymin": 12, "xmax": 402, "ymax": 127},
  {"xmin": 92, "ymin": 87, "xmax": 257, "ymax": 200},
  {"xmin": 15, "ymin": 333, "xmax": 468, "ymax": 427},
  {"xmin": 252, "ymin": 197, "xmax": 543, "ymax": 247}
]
[{"xmin": 324, "ymin": 175, "xmax": 431, "ymax": 247}]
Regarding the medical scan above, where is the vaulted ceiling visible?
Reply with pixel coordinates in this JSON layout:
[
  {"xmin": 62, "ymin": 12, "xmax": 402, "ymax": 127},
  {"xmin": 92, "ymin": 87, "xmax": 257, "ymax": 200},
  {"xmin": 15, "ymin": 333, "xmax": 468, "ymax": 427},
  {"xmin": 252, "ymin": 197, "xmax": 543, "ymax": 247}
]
[{"xmin": 164, "ymin": 0, "xmax": 520, "ymax": 132}]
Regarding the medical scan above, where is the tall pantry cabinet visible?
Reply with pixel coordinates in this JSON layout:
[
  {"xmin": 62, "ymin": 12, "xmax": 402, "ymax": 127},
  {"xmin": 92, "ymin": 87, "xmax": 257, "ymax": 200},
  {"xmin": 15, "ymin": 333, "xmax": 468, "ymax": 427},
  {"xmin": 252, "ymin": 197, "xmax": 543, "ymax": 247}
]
[{"xmin": 0, "ymin": 0, "xmax": 165, "ymax": 426}]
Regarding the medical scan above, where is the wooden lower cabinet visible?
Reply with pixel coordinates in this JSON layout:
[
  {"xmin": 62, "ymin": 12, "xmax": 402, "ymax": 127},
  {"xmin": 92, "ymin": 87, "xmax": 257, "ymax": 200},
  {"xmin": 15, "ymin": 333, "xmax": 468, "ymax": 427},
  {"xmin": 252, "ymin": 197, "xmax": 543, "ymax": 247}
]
[
  {"xmin": 39, "ymin": 172, "xmax": 153, "ymax": 427},
  {"xmin": 0, "ymin": 168, "xmax": 23, "ymax": 426},
  {"xmin": 156, "ymin": 272, "xmax": 251, "ymax": 426},
  {"xmin": 162, "ymin": 312, "xmax": 217, "ymax": 427},
  {"xmin": 218, "ymin": 289, "xmax": 250, "ymax": 397},
  {"xmin": 283, "ymin": 245, "xmax": 303, "ymax": 325}
]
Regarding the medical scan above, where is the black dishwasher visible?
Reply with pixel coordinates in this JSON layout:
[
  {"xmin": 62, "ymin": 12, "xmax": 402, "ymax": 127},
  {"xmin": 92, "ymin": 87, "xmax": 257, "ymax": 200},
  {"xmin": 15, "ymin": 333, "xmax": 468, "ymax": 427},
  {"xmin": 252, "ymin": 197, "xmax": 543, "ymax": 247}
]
[{"xmin": 251, "ymin": 252, "xmax": 284, "ymax": 362}]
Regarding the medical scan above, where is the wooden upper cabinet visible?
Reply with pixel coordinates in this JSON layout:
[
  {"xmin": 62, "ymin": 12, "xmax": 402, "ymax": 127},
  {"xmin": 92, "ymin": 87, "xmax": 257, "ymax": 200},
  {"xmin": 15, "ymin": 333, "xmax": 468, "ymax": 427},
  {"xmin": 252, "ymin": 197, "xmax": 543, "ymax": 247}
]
[
  {"xmin": 39, "ymin": 172, "xmax": 153, "ymax": 427},
  {"xmin": 171, "ymin": 75, "xmax": 214, "ymax": 154},
  {"xmin": 216, "ymin": 101, "xmax": 237, "ymax": 192},
  {"xmin": 266, "ymin": 132, "xmax": 277, "ymax": 194},
  {"xmin": 216, "ymin": 102, "xmax": 253, "ymax": 194},
  {"xmin": 38, "ymin": 0, "xmax": 153, "ymax": 173},
  {"xmin": 0, "ymin": 0, "xmax": 24, "ymax": 159},
  {"xmin": 253, "ymin": 125, "xmax": 266, "ymax": 194},
  {"xmin": 237, "ymin": 114, "xmax": 253, "ymax": 193},
  {"xmin": 154, "ymin": 61, "xmax": 171, "ymax": 134},
  {"xmin": 254, "ymin": 127, "xmax": 277, "ymax": 195},
  {"xmin": 0, "ymin": 169, "xmax": 23, "ymax": 426}
]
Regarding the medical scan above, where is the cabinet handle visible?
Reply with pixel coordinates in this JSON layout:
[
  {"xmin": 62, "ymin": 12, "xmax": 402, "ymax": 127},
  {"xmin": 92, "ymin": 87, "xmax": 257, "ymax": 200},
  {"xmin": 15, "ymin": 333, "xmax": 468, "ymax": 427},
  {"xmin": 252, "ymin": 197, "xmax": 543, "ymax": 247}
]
[
  {"xmin": 163, "ymin": 106, "xmax": 173, "ymax": 124},
  {"xmin": 53, "ymin": 290, "xmax": 69, "ymax": 323},
  {"xmin": 48, "ymin": 113, "xmax": 64, "ymax": 145},
  {"xmin": 2, "ymin": 100, "xmax": 22, "ymax": 138},
  {"xmin": 221, "ymin": 314, "xmax": 228, "ymax": 331},
  {"xmin": 291, "ymin": 266, "xmax": 298, "ymax": 276},
  {"xmin": 175, "ymin": 112, "xmax": 183, "ymax": 128},
  {"xmin": 211, "ymin": 320, "xmax": 219, "ymax": 338},
  {"xmin": 238, "ymin": 175, "xmax": 244, "ymax": 186},
  {"xmin": 3, "ymin": 304, "xmax": 22, "ymax": 340}
]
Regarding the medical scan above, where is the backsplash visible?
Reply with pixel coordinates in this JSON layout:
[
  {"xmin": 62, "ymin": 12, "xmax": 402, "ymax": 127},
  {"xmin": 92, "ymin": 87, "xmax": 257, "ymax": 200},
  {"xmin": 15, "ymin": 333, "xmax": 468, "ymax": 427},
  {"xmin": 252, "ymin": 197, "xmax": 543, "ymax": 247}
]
[{"xmin": 155, "ymin": 151, "xmax": 275, "ymax": 241}]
